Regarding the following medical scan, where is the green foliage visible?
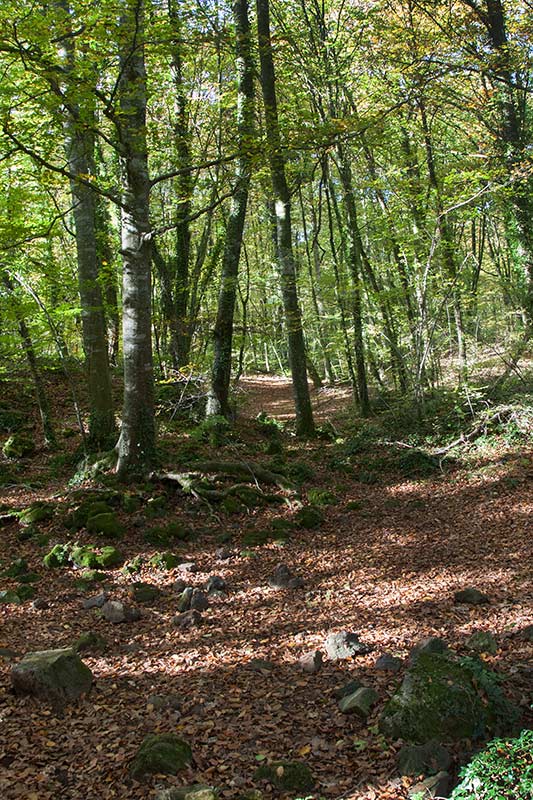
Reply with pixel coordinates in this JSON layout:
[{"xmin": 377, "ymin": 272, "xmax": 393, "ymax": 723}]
[
  {"xmin": 307, "ymin": 488, "xmax": 337, "ymax": 506},
  {"xmin": 451, "ymin": 730, "xmax": 533, "ymax": 800},
  {"xmin": 294, "ymin": 506, "xmax": 324, "ymax": 529},
  {"xmin": 149, "ymin": 552, "xmax": 181, "ymax": 570},
  {"xmin": 43, "ymin": 543, "xmax": 70, "ymax": 569},
  {"xmin": 2, "ymin": 431, "xmax": 35, "ymax": 458},
  {"xmin": 144, "ymin": 522, "xmax": 189, "ymax": 547},
  {"xmin": 191, "ymin": 416, "xmax": 231, "ymax": 447},
  {"xmin": 287, "ymin": 461, "xmax": 315, "ymax": 483}
]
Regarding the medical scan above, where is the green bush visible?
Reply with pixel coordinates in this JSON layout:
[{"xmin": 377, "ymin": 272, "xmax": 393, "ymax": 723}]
[{"xmin": 451, "ymin": 730, "xmax": 533, "ymax": 800}]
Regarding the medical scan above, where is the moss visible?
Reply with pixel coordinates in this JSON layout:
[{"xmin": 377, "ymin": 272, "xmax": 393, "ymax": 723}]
[
  {"xmin": 3, "ymin": 558, "xmax": 29, "ymax": 578},
  {"xmin": 122, "ymin": 556, "xmax": 144, "ymax": 575},
  {"xmin": 149, "ymin": 552, "xmax": 180, "ymax": 570},
  {"xmin": 294, "ymin": 506, "xmax": 324, "ymax": 529},
  {"xmin": 221, "ymin": 496, "xmax": 245, "ymax": 514},
  {"xmin": 379, "ymin": 653, "xmax": 519, "ymax": 744},
  {"xmin": 0, "ymin": 589, "xmax": 21, "ymax": 605},
  {"xmin": 308, "ymin": 488, "xmax": 338, "ymax": 506},
  {"xmin": 242, "ymin": 529, "xmax": 270, "ymax": 547},
  {"xmin": 130, "ymin": 733, "xmax": 192, "ymax": 778},
  {"xmin": 86, "ymin": 512, "xmax": 124, "ymax": 539},
  {"xmin": 71, "ymin": 545, "xmax": 100, "ymax": 569},
  {"xmin": 2, "ymin": 431, "xmax": 35, "ymax": 459},
  {"xmin": 19, "ymin": 502, "xmax": 55, "ymax": 526},
  {"xmin": 43, "ymin": 543, "xmax": 71, "ymax": 569},
  {"xmin": 17, "ymin": 571, "xmax": 41, "ymax": 584},
  {"xmin": 96, "ymin": 546, "xmax": 121, "ymax": 568},
  {"xmin": 254, "ymin": 760, "xmax": 314, "ymax": 792},
  {"xmin": 144, "ymin": 522, "xmax": 188, "ymax": 547},
  {"xmin": 16, "ymin": 584, "xmax": 35, "ymax": 601},
  {"xmin": 74, "ymin": 631, "xmax": 107, "ymax": 653}
]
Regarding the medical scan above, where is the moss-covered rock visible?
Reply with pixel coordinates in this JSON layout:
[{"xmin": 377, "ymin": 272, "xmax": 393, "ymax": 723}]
[
  {"xmin": 3, "ymin": 557, "xmax": 29, "ymax": 578},
  {"xmin": 43, "ymin": 543, "xmax": 70, "ymax": 569},
  {"xmin": 0, "ymin": 589, "xmax": 21, "ymax": 605},
  {"xmin": 379, "ymin": 653, "xmax": 518, "ymax": 744},
  {"xmin": 254, "ymin": 760, "xmax": 314, "ymax": 793},
  {"xmin": 71, "ymin": 545, "xmax": 100, "ymax": 569},
  {"xmin": 294, "ymin": 506, "xmax": 324, "ymax": 529},
  {"xmin": 74, "ymin": 631, "xmax": 107, "ymax": 653},
  {"xmin": 86, "ymin": 512, "xmax": 124, "ymax": 539},
  {"xmin": 157, "ymin": 785, "xmax": 217, "ymax": 800},
  {"xmin": 242, "ymin": 529, "xmax": 271, "ymax": 548},
  {"xmin": 144, "ymin": 522, "xmax": 188, "ymax": 547},
  {"xmin": 466, "ymin": 631, "xmax": 497, "ymax": 655},
  {"xmin": 221, "ymin": 496, "xmax": 245, "ymax": 514},
  {"xmin": 130, "ymin": 582, "xmax": 161, "ymax": 604},
  {"xmin": 74, "ymin": 569, "xmax": 108, "ymax": 590},
  {"xmin": 16, "ymin": 584, "xmax": 35, "ymax": 601},
  {"xmin": 96, "ymin": 546, "xmax": 121, "ymax": 568},
  {"xmin": 150, "ymin": 552, "xmax": 180, "ymax": 570},
  {"xmin": 3, "ymin": 431, "xmax": 35, "ymax": 459},
  {"xmin": 11, "ymin": 648, "xmax": 93, "ymax": 704},
  {"xmin": 19, "ymin": 502, "xmax": 55, "ymax": 526},
  {"xmin": 130, "ymin": 733, "xmax": 192, "ymax": 778}
]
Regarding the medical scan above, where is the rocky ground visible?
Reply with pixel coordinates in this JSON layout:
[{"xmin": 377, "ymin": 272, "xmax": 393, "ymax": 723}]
[{"xmin": 0, "ymin": 377, "xmax": 531, "ymax": 800}]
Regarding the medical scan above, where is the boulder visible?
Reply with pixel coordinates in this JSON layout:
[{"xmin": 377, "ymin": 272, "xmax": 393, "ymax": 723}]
[
  {"xmin": 454, "ymin": 588, "xmax": 490, "ymax": 605},
  {"xmin": 83, "ymin": 592, "xmax": 109, "ymax": 610},
  {"xmin": 206, "ymin": 575, "xmax": 226, "ymax": 593},
  {"xmin": 338, "ymin": 686, "xmax": 378, "ymax": 717},
  {"xmin": 325, "ymin": 631, "xmax": 371, "ymax": 660},
  {"xmin": 379, "ymin": 652, "xmax": 518, "ymax": 744},
  {"xmin": 398, "ymin": 741, "xmax": 451, "ymax": 776},
  {"xmin": 11, "ymin": 648, "xmax": 92, "ymax": 704},
  {"xmin": 130, "ymin": 733, "xmax": 192, "ymax": 778},
  {"xmin": 254, "ymin": 760, "xmax": 314, "ymax": 793}
]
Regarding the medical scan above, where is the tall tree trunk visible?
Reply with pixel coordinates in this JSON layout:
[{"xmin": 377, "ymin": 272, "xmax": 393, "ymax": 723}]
[
  {"xmin": 256, "ymin": 0, "xmax": 314, "ymax": 435},
  {"xmin": 59, "ymin": 5, "xmax": 115, "ymax": 448},
  {"xmin": 206, "ymin": 0, "xmax": 255, "ymax": 419},
  {"xmin": 116, "ymin": 0, "xmax": 155, "ymax": 478}
]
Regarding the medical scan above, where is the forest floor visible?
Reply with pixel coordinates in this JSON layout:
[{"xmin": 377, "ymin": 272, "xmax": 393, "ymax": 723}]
[{"xmin": 0, "ymin": 373, "xmax": 532, "ymax": 800}]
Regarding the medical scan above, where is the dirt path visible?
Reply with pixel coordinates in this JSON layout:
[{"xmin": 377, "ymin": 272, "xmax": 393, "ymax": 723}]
[{"xmin": 238, "ymin": 375, "xmax": 353, "ymax": 424}]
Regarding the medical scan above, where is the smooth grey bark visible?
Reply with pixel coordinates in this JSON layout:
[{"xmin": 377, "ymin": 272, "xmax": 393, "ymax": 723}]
[
  {"xmin": 206, "ymin": 0, "xmax": 255, "ymax": 419},
  {"xmin": 116, "ymin": 0, "xmax": 155, "ymax": 478},
  {"xmin": 60, "ymin": 8, "xmax": 115, "ymax": 447},
  {"xmin": 256, "ymin": 0, "xmax": 314, "ymax": 436}
]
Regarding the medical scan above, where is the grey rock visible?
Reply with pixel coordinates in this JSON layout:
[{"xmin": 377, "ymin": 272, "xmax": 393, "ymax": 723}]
[
  {"xmin": 190, "ymin": 589, "xmax": 209, "ymax": 611},
  {"xmin": 299, "ymin": 649, "xmax": 323, "ymax": 674},
  {"xmin": 375, "ymin": 653, "xmax": 403, "ymax": 672},
  {"xmin": 338, "ymin": 686, "xmax": 379, "ymax": 717},
  {"xmin": 409, "ymin": 637, "xmax": 448, "ymax": 664},
  {"xmin": 398, "ymin": 741, "xmax": 451, "ymax": 776},
  {"xmin": 246, "ymin": 658, "xmax": 275, "ymax": 673},
  {"xmin": 147, "ymin": 692, "xmax": 181, "ymax": 711},
  {"xmin": 173, "ymin": 579, "xmax": 187, "ymax": 593},
  {"xmin": 157, "ymin": 785, "xmax": 217, "ymax": 800},
  {"xmin": 325, "ymin": 631, "xmax": 371, "ymax": 660},
  {"xmin": 334, "ymin": 679, "xmax": 363, "ymax": 700},
  {"xmin": 206, "ymin": 575, "xmax": 226, "ymax": 593},
  {"xmin": 102, "ymin": 600, "xmax": 141, "ymax": 624},
  {"xmin": 268, "ymin": 563, "xmax": 303, "ymax": 589},
  {"xmin": 83, "ymin": 591, "xmax": 109, "ymax": 610},
  {"xmin": 215, "ymin": 547, "xmax": 233, "ymax": 560},
  {"xmin": 31, "ymin": 598, "xmax": 49, "ymax": 610},
  {"xmin": 178, "ymin": 562, "xmax": 199, "ymax": 574},
  {"xmin": 11, "ymin": 648, "xmax": 92, "ymax": 705},
  {"xmin": 173, "ymin": 609, "xmax": 202, "ymax": 628},
  {"xmin": 454, "ymin": 587, "xmax": 490, "ymax": 605},
  {"xmin": 408, "ymin": 771, "xmax": 450, "ymax": 799},
  {"xmin": 177, "ymin": 587, "xmax": 193, "ymax": 613},
  {"xmin": 465, "ymin": 630, "xmax": 497, "ymax": 654}
]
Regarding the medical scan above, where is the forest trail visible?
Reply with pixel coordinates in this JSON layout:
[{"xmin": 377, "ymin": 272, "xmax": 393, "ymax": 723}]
[{"xmin": 238, "ymin": 375, "xmax": 353, "ymax": 424}]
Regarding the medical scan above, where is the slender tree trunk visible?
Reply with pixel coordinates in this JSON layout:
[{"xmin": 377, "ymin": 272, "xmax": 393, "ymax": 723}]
[
  {"xmin": 60, "ymin": 9, "xmax": 115, "ymax": 448},
  {"xmin": 116, "ymin": 0, "xmax": 155, "ymax": 478},
  {"xmin": 207, "ymin": 0, "xmax": 255, "ymax": 418},
  {"xmin": 256, "ymin": 0, "xmax": 314, "ymax": 435}
]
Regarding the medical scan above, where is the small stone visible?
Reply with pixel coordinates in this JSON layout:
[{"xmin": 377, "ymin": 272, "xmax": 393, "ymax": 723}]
[
  {"xmin": 408, "ymin": 771, "xmax": 449, "ymax": 799},
  {"xmin": 375, "ymin": 653, "xmax": 402, "ymax": 672},
  {"xmin": 31, "ymin": 598, "xmax": 49, "ymax": 610},
  {"xmin": 215, "ymin": 547, "xmax": 233, "ymax": 560},
  {"xmin": 173, "ymin": 609, "xmax": 202, "ymax": 628},
  {"xmin": 465, "ymin": 630, "xmax": 497, "ymax": 654},
  {"xmin": 83, "ymin": 592, "xmax": 109, "ymax": 610},
  {"xmin": 334, "ymin": 679, "xmax": 363, "ymax": 700},
  {"xmin": 338, "ymin": 686, "xmax": 379, "ymax": 717},
  {"xmin": 246, "ymin": 658, "xmax": 275, "ymax": 673},
  {"xmin": 325, "ymin": 631, "xmax": 371, "ymax": 660},
  {"xmin": 130, "ymin": 733, "xmax": 192, "ymax": 778},
  {"xmin": 11, "ymin": 648, "xmax": 92, "ymax": 705},
  {"xmin": 178, "ymin": 562, "xmax": 199, "ymax": 574},
  {"xmin": 454, "ymin": 587, "xmax": 490, "ymax": 605},
  {"xmin": 409, "ymin": 637, "xmax": 448, "ymax": 663},
  {"xmin": 177, "ymin": 587, "xmax": 193, "ymax": 612},
  {"xmin": 147, "ymin": 693, "xmax": 181, "ymax": 711},
  {"xmin": 157, "ymin": 785, "xmax": 217, "ymax": 800},
  {"xmin": 268, "ymin": 563, "xmax": 303, "ymax": 589},
  {"xmin": 102, "ymin": 600, "xmax": 141, "ymax": 624},
  {"xmin": 299, "ymin": 650, "xmax": 323, "ymax": 674},
  {"xmin": 190, "ymin": 589, "xmax": 209, "ymax": 611},
  {"xmin": 398, "ymin": 741, "xmax": 451, "ymax": 777},
  {"xmin": 74, "ymin": 631, "xmax": 107, "ymax": 653},
  {"xmin": 206, "ymin": 575, "xmax": 226, "ymax": 593}
]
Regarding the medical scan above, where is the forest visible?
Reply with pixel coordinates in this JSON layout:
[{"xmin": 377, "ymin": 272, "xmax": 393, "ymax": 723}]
[{"xmin": 0, "ymin": 0, "xmax": 532, "ymax": 799}]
